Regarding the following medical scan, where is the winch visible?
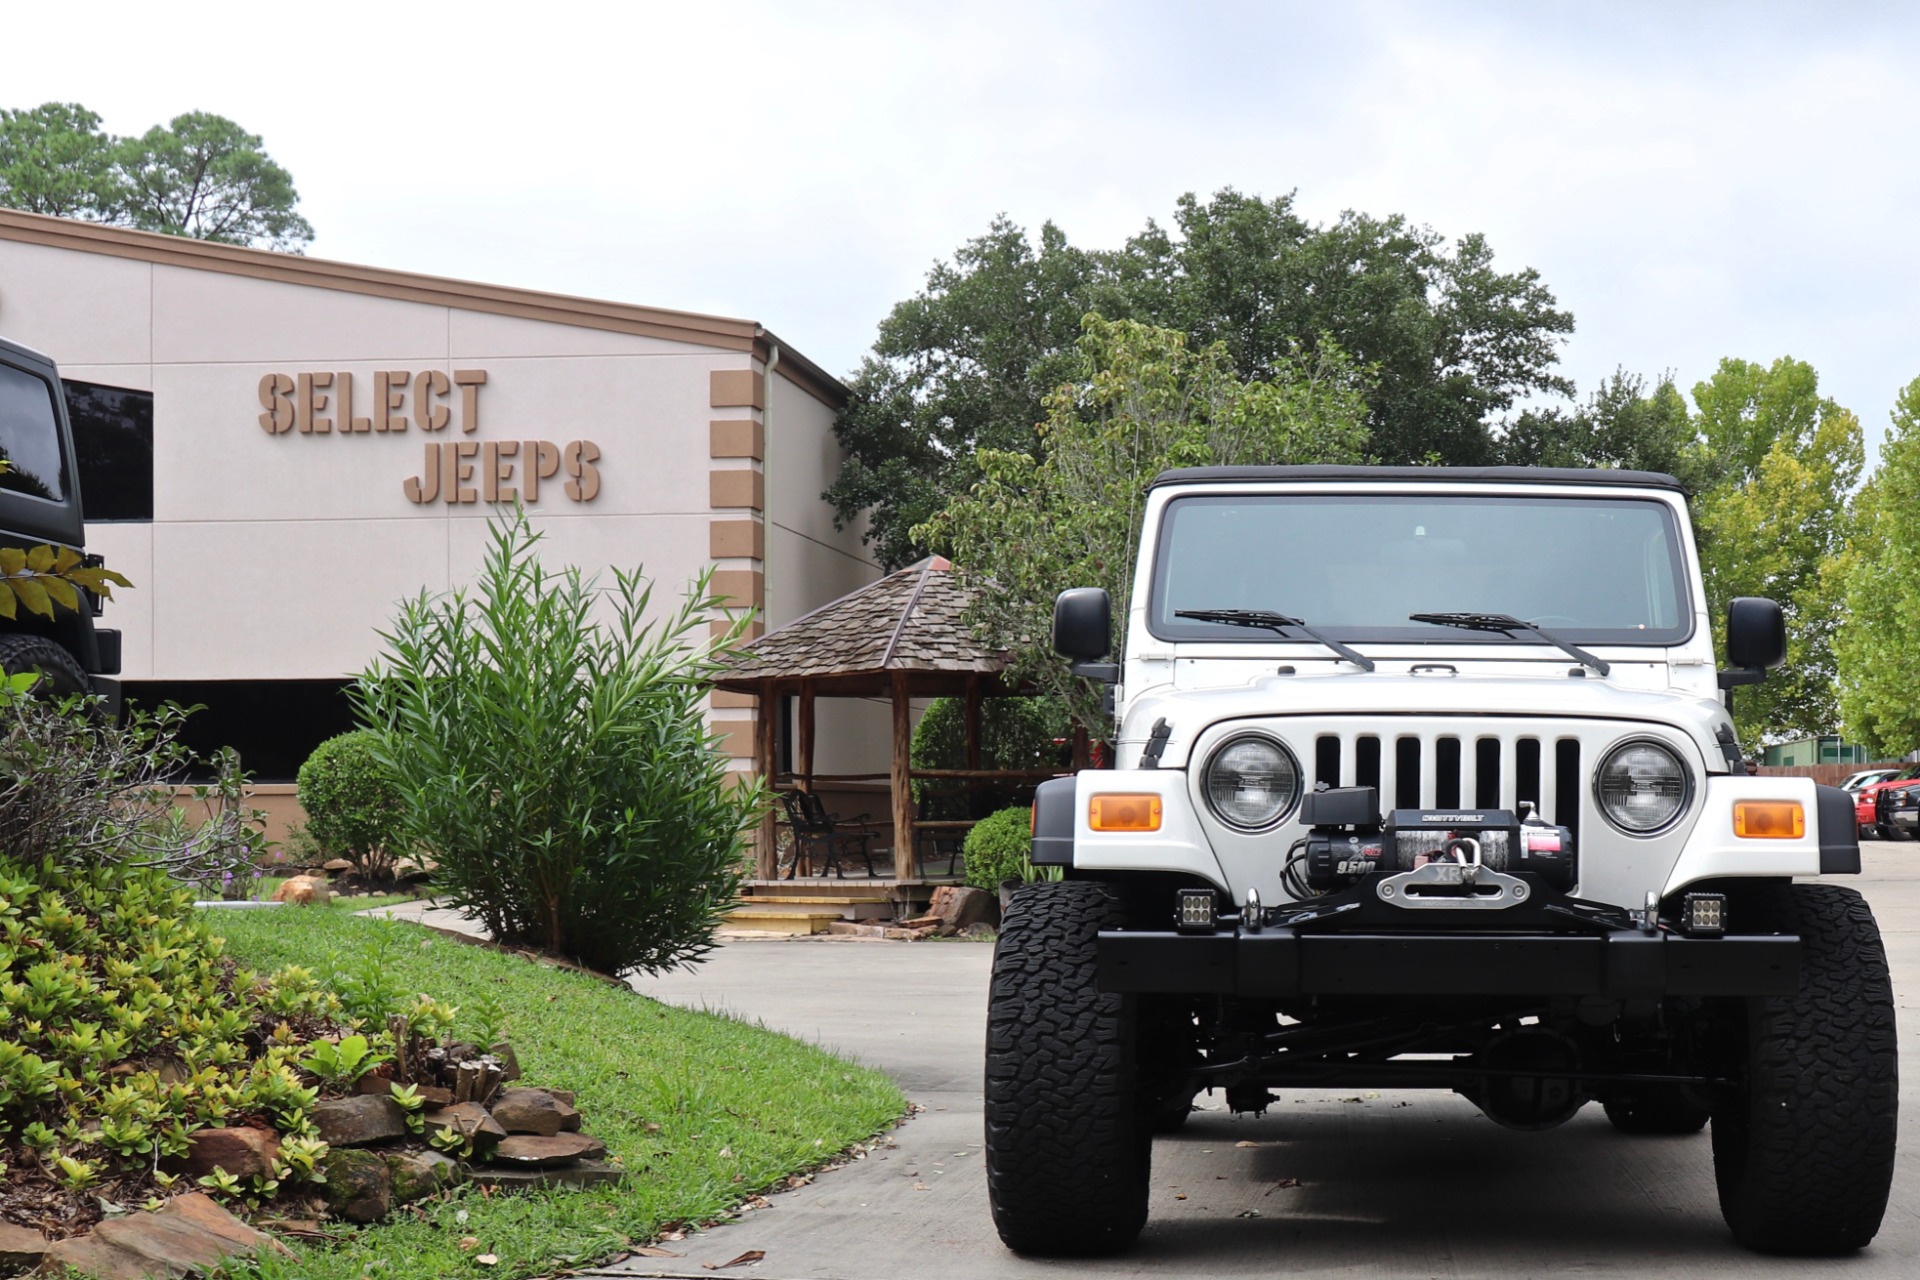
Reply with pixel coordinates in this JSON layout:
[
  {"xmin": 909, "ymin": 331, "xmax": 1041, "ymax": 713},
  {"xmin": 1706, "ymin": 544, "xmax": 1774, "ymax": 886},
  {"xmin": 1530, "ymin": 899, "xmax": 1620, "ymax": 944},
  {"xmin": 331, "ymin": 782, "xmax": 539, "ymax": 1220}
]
[{"xmin": 1299, "ymin": 785, "xmax": 1578, "ymax": 893}]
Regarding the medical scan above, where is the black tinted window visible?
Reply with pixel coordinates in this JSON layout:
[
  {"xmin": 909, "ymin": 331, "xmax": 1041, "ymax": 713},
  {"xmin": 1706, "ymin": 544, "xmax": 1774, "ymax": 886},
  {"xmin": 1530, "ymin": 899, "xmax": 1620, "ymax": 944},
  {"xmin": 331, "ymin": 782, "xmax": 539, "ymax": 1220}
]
[
  {"xmin": 0, "ymin": 361, "xmax": 69, "ymax": 503},
  {"xmin": 65, "ymin": 380, "xmax": 154, "ymax": 521},
  {"xmin": 1149, "ymin": 493, "xmax": 1691, "ymax": 644}
]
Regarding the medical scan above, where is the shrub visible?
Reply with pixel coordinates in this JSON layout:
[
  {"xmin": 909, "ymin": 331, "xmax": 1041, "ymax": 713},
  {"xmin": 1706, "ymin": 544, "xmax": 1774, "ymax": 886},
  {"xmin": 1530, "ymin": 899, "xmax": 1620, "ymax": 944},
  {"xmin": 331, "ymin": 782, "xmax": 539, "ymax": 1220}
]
[
  {"xmin": 962, "ymin": 806, "xmax": 1038, "ymax": 891},
  {"xmin": 297, "ymin": 730, "xmax": 407, "ymax": 879},
  {"xmin": 352, "ymin": 510, "xmax": 762, "ymax": 976},
  {"xmin": 910, "ymin": 695, "xmax": 1069, "ymax": 817},
  {"xmin": 0, "ymin": 691, "xmax": 263, "ymax": 890}
]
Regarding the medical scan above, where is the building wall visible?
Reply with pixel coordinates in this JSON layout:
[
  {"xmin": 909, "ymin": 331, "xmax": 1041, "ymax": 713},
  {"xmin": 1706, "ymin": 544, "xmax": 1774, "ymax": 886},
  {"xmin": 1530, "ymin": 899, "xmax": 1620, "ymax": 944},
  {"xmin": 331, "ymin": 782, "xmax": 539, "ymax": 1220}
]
[{"xmin": 0, "ymin": 225, "xmax": 883, "ymax": 783}]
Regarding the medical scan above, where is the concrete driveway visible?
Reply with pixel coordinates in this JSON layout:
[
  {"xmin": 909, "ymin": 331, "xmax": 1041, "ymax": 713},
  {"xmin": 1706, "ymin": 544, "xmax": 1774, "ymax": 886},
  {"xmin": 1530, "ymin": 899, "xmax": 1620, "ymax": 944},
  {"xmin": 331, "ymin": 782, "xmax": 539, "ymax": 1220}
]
[{"xmin": 576, "ymin": 852, "xmax": 1920, "ymax": 1279}]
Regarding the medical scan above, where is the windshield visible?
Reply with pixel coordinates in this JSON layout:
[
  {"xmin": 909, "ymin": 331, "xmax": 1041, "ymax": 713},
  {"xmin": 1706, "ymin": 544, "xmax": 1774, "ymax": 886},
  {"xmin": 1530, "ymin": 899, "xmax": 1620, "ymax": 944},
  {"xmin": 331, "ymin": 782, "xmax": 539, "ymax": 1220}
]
[{"xmin": 1148, "ymin": 493, "xmax": 1691, "ymax": 645}]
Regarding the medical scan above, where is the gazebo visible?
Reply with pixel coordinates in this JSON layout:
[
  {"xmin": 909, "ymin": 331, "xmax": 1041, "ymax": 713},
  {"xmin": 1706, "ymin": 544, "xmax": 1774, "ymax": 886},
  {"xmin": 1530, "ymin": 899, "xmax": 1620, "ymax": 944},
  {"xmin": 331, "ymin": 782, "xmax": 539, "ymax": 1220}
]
[{"xmin": 712, "ymin": 557, "xmax": 1056, "ymax": 884}]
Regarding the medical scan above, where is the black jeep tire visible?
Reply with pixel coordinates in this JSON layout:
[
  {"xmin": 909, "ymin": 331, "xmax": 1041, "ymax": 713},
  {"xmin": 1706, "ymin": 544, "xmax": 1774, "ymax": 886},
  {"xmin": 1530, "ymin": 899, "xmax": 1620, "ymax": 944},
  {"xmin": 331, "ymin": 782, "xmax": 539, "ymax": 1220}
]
[
  {"xmin": 1711, "ymin": 884, "xmax": 1898, "ymax": 1254},
  {"xmin": 0, "ymin": 634, "xmax": 89, "ymax": 700},
  {"xmin": 985, "ymin": 881, "xmax": 1149, "ymax": 1256},
  {"xmin": 1602, "ymin": 1086, "xmax": 1710, "ymax": 1135}
]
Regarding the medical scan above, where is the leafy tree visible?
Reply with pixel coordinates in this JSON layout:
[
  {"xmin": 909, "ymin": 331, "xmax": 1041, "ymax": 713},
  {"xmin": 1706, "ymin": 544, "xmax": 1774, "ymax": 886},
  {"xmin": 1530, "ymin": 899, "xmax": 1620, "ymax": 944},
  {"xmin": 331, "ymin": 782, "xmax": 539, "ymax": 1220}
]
[
  {"xmin": 115, "ymin": 112, "xmax": 313, "ymax": 250},
  {"xmin": 916, "ymin": 316, "xmax": 1368, "ymax": 734},
  {"xmin": 352, "ymin": 510, "xmax": 761, "ymax": 976},
  {"xmin": 0, "ymin": 101, "xmax": 312, "ymax": 251},
  {"xmin": 0, "ymin": 102, "xmax": 123, "ymax": 220},
  {"xmin": 1689, "ymin": 357, "xmax": 1862, "ymax": 744},
  {"xmin": 832, "ymin": 191, "xmax": 1572, "ymax": 567},
  {"xmin": 829, "ymin": 218, "xmax": 1101, "ymax": 569},
  {"xmin": 1836, "ymin": 376, "xmax": 1920, "ymax": 758},
  {"xmin": 1499, "ymin": 369, "xmax": 1714, "ymax": 490},
  {"xmin": 1114, "ymin": 192, "xmax": 1573, "ymax": 468}
]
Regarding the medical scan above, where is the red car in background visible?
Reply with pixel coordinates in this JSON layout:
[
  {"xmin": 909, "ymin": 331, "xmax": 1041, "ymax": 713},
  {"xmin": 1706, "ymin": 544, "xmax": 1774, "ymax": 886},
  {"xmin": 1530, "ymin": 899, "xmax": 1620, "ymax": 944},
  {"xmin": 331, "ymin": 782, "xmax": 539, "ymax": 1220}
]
[{"xmin": 1857, "ymin": 765, "xmax": 1920, "ymax": 838}]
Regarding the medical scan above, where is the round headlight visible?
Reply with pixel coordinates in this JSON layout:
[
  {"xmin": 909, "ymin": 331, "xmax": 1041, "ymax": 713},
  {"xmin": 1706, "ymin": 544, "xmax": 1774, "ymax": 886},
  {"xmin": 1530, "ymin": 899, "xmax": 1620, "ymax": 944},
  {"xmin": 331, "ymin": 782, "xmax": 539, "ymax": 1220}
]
[
  {"xmin": 1204, "ymin": 735, "xmax": 1301, "ymax": 830},
  {"xmin": 1595, "ymin": 739, "xmax": 1691, "ymax": 834}
]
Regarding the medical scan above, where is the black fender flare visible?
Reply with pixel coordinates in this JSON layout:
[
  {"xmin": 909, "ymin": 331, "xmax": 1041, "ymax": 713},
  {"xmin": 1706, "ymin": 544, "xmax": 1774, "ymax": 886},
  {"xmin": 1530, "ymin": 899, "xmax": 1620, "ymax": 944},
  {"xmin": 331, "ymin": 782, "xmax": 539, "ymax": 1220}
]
[{"xmin": 1031, "ymin": 775, "xmax": 1077, "ymax": 866}]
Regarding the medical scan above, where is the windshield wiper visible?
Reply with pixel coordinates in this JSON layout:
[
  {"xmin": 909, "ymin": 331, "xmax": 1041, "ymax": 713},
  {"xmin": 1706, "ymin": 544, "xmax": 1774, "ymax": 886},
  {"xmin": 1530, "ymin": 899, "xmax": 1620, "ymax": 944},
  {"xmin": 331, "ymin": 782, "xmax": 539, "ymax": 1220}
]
[
  {"xmin": 1408, "ymin": 612, "xmax": 1610, "ymax": 677},
  {"xmin": 1175, "ymin": 608, "xmax": 1376, "ymax": 672}
]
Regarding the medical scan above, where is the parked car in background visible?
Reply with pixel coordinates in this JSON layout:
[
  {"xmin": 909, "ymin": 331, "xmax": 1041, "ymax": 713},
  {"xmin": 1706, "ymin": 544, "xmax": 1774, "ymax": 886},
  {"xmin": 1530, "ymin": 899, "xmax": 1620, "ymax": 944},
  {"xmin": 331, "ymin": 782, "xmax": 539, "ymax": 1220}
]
[
  {"xmin": 1886, "ymin": 782, "xmax": 1920, "ymax": 838},
  {"xmin": 1841, "ymin": 767, "xmax": 1901, "ymax": 794},
  {"xmin": 1858, "ymin": 765, "xmax": 1920, "ymax": 838}
]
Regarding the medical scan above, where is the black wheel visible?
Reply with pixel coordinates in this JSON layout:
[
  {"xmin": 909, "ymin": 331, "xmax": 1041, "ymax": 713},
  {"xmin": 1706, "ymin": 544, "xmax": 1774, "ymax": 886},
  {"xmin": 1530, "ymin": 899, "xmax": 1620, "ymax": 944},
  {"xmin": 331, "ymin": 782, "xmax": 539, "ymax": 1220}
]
[
  {"xmin": 985, "ymin": 881, "xmax": 1149, "ymax": 1256},
  {"xmin": 1711, "ymin": 884, "xmax": 1898, "ymax": 1254},
  {"xmin": 0, "ymin": 634, "xmax": 89, "ymax": 700},
  {"xmin": 1602, "ymin": 1086, "xmax": 1710, "ymax": 1134}
]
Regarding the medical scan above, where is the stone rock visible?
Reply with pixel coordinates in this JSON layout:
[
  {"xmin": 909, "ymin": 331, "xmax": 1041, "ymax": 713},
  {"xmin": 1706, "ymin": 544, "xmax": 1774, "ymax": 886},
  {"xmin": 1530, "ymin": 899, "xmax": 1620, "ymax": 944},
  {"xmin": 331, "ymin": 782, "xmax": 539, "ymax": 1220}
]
[
  {"xmin": 387, "ymin": 1149, "xmax": 467, "ymax": 1203},
  {"xmin": 488, "ymin": 1132, "xmax": 607, "ymax": 1167},
  {"xmin": 490, "ymin": 1087, "xmax": 578, "ymax": 1136},
  {"xmin": 354, "ymin": 1071, "xmax": 398, "ymax": 1096},
  {"xmin": 927, "ymin": 884, "xmax": 995, "ymax": 929},
  {"xmin": 465, "ymin": 1158, "xmax": 628, "ymax": 1192},
  {"xmin": 962, "ymin": 921, "xmax": 998, "ymax": 939},
  {"xmin": 313, "ymin": 1094, "xmax": 410, "ymax": 1147},
  {"xmin": 489, "ymin": 1041, "xmax": 522, "ymax": 1082},
  {"xmin": 183, "ymin": 1125, "xmax": 281, "ymax": 1179},
  {"xmin": 393, "ymin": 855, "xmax": 438, "ymax": 881},
  {"xmin": 322, "ymin": 858, "xmax": 355, "ymax": 872},
  {"xmin": 44, "ymin": 1193, "xmax": 289, "ymax": 1279},
  {"xmin": 270, "ymin": 874, "xmax": 330, "ymax": 906},
  {"xmin": 0, "ymin": 1221, "xmax": 48, "ymax": 1272},
  {"xmin": 420, "ymin": 1102, "xmax": 507, "ymax": 1149},
  {"xmin": 320, "ymin": 1147, "xmax": 393, "ymax": 1223},
  {"xmin": 414, "ymin": 1083, "xmax": 454, "ymax": 1107}
]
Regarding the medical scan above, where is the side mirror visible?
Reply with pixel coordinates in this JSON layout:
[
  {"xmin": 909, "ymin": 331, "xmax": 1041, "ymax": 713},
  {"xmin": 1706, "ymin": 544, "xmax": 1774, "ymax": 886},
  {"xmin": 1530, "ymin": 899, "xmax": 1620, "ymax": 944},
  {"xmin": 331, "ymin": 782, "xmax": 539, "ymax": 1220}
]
[
  {"xmin": 1726, "ymin": 597, "xmax": 1786, "ymax": 671},
  {"xmin": 1719, "ymin": 596, "xmax": 1784, "ymax": 696},
  {"xmin": 1053, "ymin": 588, "xmax": 1117, "ymax": 682}
]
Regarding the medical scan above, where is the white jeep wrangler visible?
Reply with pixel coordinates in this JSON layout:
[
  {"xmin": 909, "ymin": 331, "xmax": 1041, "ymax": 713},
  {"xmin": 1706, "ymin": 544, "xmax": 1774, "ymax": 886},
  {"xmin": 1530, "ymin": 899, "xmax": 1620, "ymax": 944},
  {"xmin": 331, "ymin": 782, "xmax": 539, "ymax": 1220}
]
[{"xmin": 985, "ymin": 466, "xmax": 1895, "ymax": 1257}]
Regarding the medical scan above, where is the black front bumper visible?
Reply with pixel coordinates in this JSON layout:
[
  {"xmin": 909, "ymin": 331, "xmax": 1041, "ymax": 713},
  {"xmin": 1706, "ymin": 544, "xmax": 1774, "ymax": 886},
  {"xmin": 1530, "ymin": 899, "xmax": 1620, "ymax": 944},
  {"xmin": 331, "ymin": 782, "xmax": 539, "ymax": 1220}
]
[{"xmin": 1098, "ymin": 928, "xmax": 1800, "ymax": 999}]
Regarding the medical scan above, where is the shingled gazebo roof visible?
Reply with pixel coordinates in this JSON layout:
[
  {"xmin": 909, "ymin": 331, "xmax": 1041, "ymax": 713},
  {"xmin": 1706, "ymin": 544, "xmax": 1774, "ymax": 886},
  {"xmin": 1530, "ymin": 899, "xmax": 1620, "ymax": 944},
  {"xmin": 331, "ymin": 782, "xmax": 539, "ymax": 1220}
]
[{"xmin": 712, "ymin": 557, "xmax": 1019, "ymax": 698}]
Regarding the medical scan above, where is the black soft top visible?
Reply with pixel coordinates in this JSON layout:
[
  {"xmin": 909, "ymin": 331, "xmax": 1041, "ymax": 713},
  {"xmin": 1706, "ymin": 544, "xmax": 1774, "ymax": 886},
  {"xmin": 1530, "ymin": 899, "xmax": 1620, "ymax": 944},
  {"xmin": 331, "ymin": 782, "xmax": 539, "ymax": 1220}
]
[{"xmin": 1150, "ymin": 464, "xmax": 1687, "ymax": 493}]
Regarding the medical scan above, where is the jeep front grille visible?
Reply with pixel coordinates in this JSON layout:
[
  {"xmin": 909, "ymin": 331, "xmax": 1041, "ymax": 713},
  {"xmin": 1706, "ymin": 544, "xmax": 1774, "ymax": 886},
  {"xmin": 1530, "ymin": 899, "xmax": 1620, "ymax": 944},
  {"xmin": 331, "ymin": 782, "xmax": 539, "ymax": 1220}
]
[{"xmin": 1312, "ymin": 730, "xmax": 1583, "ymax": 838}]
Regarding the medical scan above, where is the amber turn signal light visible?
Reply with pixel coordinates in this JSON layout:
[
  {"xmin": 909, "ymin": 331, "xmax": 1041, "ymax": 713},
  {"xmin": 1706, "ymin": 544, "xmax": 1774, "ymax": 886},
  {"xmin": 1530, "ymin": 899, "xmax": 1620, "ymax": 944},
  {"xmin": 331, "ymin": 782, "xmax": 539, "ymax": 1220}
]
[
  {"xmin": 1089, "ymin": 793, "xmax": 1163, "ymax": 832},
  {"xmin": 1733, "ymin": 800, "xmax": 1804, "ymax": 839}
]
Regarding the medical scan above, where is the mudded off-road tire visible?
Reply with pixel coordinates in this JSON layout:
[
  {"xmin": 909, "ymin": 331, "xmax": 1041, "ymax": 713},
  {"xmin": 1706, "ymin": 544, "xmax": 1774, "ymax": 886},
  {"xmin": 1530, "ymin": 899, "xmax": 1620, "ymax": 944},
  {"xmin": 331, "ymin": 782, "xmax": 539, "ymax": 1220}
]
[
  {"xmin": 1602, "ymin": 1086, "xmax": 1710, "ymax": 1135},
  {"xmin": 0, "ymin": 634, "xmax": 89, "ymax": 700},
  {"xmin": 985, "ymin": 881, "xmax": 1148, "ymax": 1256},
  {"xmin": 1711, "ymin": 884, "xmax": 1898, "ymax": 1254}
]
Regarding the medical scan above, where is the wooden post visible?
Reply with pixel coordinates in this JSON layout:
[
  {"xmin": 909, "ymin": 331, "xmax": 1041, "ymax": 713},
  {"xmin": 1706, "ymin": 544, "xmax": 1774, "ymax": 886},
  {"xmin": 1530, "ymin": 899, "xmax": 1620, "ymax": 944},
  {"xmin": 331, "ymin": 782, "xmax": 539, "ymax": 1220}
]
[
  {"xmin": 755, "ymin": 689, "xmax": 779, "ymax": 879},
  {"xmin": 964, "ymin": 673, "xmax": 982, "ymax": 819},
  {"xmin": 798, "ymin": 680, "xmax": 816, "ymax": 792},
  {"xmin": 891, "ymin": 671, "xmax": 915, "ymax": 881}
]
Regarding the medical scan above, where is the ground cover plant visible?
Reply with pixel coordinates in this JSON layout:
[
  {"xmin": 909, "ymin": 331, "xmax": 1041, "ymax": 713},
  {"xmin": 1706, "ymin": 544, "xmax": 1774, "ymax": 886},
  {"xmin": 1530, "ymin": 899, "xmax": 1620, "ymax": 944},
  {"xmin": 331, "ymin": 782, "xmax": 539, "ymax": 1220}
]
[
  {"xmin": 353, "ymin": 511, "xmax": 762, "ymax": 976},
  {"xmin": 213, "ymin": 907, "xmax": 906, "ymax": 1280}
]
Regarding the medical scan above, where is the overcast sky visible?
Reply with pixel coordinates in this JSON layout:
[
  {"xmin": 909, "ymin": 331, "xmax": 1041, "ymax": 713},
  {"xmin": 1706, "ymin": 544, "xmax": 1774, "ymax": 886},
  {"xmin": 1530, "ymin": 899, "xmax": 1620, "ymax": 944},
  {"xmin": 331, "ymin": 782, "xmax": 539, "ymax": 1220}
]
[{"xmin": 12, "ymin": 1, "xmax": 1918, "ymax": 458}]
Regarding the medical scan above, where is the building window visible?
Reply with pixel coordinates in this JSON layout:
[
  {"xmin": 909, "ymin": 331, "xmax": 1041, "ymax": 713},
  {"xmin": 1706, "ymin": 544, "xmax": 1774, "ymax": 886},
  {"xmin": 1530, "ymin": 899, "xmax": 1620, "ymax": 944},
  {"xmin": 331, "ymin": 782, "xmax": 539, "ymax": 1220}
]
[
  {"xmin": 125, "ymin": 680, "xmax": 357, "ymax": 783},
  {"xmin": 64, "ymin": 380, "xmax": 153, "ymax": 521}
]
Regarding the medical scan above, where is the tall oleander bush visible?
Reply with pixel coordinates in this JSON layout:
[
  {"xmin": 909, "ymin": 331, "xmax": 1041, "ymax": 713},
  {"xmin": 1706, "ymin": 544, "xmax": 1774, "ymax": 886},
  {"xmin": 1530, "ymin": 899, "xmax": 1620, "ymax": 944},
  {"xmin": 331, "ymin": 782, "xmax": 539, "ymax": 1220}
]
[{"xmin": 352, "ymin": 510, "xmax": 763, "ymax": 976}]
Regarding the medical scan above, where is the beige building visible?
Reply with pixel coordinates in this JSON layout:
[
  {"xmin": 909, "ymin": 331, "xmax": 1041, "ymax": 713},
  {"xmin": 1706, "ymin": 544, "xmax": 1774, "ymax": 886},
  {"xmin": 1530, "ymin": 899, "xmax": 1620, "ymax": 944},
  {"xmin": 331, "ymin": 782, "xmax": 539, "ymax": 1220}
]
[{"xmin": 0, "ymin": 208, "xmax": 883, "ymax": 793}]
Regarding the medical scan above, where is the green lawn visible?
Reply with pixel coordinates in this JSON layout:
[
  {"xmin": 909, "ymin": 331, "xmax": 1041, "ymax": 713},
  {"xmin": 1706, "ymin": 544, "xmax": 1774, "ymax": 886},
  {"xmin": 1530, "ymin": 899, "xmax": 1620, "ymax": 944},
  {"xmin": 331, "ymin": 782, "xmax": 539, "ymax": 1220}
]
[{"xmin": 209, "ymin": 908, "xmax": 906, "ymax": 1279}]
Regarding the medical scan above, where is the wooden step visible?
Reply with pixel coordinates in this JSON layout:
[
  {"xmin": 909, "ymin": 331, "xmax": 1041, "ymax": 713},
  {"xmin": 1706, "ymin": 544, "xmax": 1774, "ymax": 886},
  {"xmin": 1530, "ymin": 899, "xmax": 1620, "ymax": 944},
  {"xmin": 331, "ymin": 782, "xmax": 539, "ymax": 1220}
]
[
  {"xmin": 737, "ymin": 894, "xmax": 890, "ymax": 906},
  {"xmin": 721, "ymin": 905, "xmax": 842, "ymax": 936}
]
